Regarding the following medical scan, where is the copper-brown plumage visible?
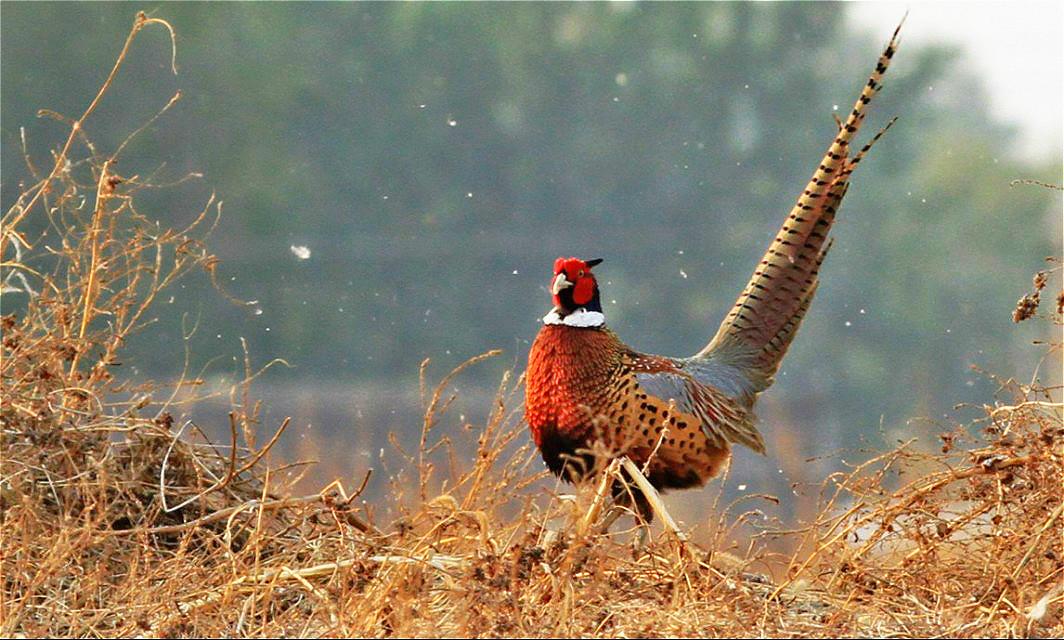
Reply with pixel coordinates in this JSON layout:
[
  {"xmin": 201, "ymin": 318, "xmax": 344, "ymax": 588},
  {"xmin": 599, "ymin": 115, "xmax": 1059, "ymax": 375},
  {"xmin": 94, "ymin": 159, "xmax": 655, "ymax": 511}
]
[
  {"xmin": 527, "ymin": 325, "xmax": 736, "ymax": 491},
  {"xmin": 526, "ymin": 26, "xmax": 902, "ymax": 512}
]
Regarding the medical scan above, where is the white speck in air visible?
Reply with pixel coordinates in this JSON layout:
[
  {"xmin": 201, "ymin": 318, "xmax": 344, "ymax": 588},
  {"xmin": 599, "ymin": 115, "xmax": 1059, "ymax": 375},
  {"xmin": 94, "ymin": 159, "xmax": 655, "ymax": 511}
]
[
  {"xmin": 680, "ymin": 269, "xmax": 688, "ymax": 279},
  {"xmin": 447, "ymin": 117, "xmax": 457, "ymax": 127},
  {"xmin": 290, "ymin": 245, "xmax": 311, "ymax": 260},
  {"xmin": 615, "ymin": 72, "xmax": 628, "ymax": 86},
  {"xmin": 844, "ymin": 321, "xmax": 852, "ymax": 327},
  {"xmin": 832, "ymin": 104, "xmax": 839, "ymax": 111},
  {"xmin": 859, "ymin": 308, "xmax": 866, "ymax": 314},
  {"xmin": 738, "ymin": 484, "xmax": 747, "ymax": 491}
]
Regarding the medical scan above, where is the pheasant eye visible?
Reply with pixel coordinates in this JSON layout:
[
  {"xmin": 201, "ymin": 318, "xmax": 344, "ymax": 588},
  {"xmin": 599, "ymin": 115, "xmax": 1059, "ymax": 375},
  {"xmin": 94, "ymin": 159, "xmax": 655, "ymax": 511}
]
[{"xmin": 578, "ymin": 270, "xmax": 585, "ymax": 277}]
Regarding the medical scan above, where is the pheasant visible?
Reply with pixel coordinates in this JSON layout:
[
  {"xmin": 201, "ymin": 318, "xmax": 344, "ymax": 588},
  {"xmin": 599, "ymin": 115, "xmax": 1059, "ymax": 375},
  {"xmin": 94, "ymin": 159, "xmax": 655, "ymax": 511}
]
[{"xmin": 525, "ymin": 26, "xmax": 901, "ymax": 518}]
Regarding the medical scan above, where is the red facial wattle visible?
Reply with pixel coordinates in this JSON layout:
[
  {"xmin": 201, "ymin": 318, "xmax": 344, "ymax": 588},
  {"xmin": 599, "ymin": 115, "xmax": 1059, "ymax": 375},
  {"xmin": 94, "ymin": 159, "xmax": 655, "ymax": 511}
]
[{"xmin": 572, "ymin": 277, "xmax": 594, "ymax": 305}]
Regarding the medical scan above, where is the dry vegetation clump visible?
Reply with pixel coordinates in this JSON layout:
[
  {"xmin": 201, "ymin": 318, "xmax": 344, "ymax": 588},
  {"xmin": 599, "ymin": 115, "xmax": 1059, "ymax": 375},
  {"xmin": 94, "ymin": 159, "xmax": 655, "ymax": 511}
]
[{"xmin": 2, "ymin": 14, "xmax": 1062, "ymax": 637}]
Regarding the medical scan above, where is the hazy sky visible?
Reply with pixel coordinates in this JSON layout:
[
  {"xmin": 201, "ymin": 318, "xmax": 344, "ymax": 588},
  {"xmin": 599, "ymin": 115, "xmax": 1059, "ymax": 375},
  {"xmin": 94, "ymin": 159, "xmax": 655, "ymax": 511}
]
[{"xmin": 848, "ymin": 1, "xmax": 1062, "ymax": 161}]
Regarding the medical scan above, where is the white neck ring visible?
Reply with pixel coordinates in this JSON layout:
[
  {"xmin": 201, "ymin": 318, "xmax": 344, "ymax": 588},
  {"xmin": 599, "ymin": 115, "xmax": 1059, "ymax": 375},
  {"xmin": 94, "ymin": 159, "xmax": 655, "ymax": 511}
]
[{"xmin": 542, "ymin": 308, "xmax": 605, "ymax": 328}]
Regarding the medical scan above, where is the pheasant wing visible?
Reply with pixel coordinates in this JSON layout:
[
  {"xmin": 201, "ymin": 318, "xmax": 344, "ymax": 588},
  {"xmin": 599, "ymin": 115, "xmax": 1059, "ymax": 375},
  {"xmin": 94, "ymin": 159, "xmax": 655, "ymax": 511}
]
[{"xmin": 633, "ymin": 367, "xmax": 766, "ymax": 454}]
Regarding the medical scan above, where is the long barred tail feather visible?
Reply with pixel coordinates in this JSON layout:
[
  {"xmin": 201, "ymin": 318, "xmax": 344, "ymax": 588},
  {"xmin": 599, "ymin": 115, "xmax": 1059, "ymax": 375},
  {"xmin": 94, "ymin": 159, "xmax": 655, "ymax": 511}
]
[{"xmin": 692, "ymin": 23, "xmax": 902, "ymax": 402}]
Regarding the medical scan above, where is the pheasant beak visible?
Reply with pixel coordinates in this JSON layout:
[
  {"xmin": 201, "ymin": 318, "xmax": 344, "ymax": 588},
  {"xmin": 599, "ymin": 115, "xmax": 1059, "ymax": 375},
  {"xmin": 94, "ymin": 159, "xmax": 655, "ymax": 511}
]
[{"xmin": 551, "ymin": 272, "xmax": 573, "ymax": 295}]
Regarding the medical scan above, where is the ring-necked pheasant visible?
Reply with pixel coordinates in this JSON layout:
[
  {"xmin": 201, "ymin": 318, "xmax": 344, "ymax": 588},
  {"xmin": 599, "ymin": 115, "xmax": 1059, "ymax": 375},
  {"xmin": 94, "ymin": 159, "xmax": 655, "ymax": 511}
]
[{"xmin": 525, "ymin": 26, "xmax": 901, "ymax": 518}]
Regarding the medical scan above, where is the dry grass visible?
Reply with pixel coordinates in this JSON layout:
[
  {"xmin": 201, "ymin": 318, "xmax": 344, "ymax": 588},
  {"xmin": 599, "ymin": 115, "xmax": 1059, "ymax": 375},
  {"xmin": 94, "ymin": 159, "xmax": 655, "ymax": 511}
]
[{"xmin": 2, "ymin": 14, "xmax": 1062, "ymax": 637}]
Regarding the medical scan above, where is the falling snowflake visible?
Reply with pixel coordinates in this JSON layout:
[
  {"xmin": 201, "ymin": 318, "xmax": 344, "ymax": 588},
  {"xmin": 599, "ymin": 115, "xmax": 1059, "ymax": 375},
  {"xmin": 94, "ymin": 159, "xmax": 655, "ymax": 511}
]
[{"xmin": 290, "ymin": 245, "xmax": 311, "ymax": 260}]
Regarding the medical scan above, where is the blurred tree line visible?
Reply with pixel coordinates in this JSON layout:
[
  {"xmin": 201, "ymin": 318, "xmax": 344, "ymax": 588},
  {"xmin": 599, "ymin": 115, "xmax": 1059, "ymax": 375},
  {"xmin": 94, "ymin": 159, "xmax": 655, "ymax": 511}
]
[{"xmin": 3, "ymin": 3, "xmax": 1060, "ymax": 467}]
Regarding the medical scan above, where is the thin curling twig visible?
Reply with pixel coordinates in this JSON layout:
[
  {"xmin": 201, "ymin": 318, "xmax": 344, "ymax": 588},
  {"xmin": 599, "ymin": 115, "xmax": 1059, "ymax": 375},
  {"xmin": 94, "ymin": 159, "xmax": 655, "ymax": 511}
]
[{"xmin": 1, "ymin": 12, "xmax": 176, "ymax": 253}]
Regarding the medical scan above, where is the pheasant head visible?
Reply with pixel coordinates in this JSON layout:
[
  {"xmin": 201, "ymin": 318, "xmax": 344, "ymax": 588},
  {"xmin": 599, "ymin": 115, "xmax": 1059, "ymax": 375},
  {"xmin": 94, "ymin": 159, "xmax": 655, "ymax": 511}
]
[{"xmin": 545, "ymin": 256, "xmax": 605, "ymax": 327}]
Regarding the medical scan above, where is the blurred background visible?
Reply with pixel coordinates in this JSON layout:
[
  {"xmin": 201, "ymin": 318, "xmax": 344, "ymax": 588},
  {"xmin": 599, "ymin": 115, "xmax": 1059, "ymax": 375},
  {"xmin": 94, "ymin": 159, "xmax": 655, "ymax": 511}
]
[{"xmin": 3, "ymin": 3, "xmax": 1061, "ymax": 528}]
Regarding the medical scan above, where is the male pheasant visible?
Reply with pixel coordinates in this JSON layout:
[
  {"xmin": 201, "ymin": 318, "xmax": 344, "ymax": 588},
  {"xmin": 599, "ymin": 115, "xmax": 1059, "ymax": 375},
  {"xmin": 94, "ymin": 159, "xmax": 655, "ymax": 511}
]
[{"xmin": 525, "ymin": 27, "xmax": 901, "ymax": 516}]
